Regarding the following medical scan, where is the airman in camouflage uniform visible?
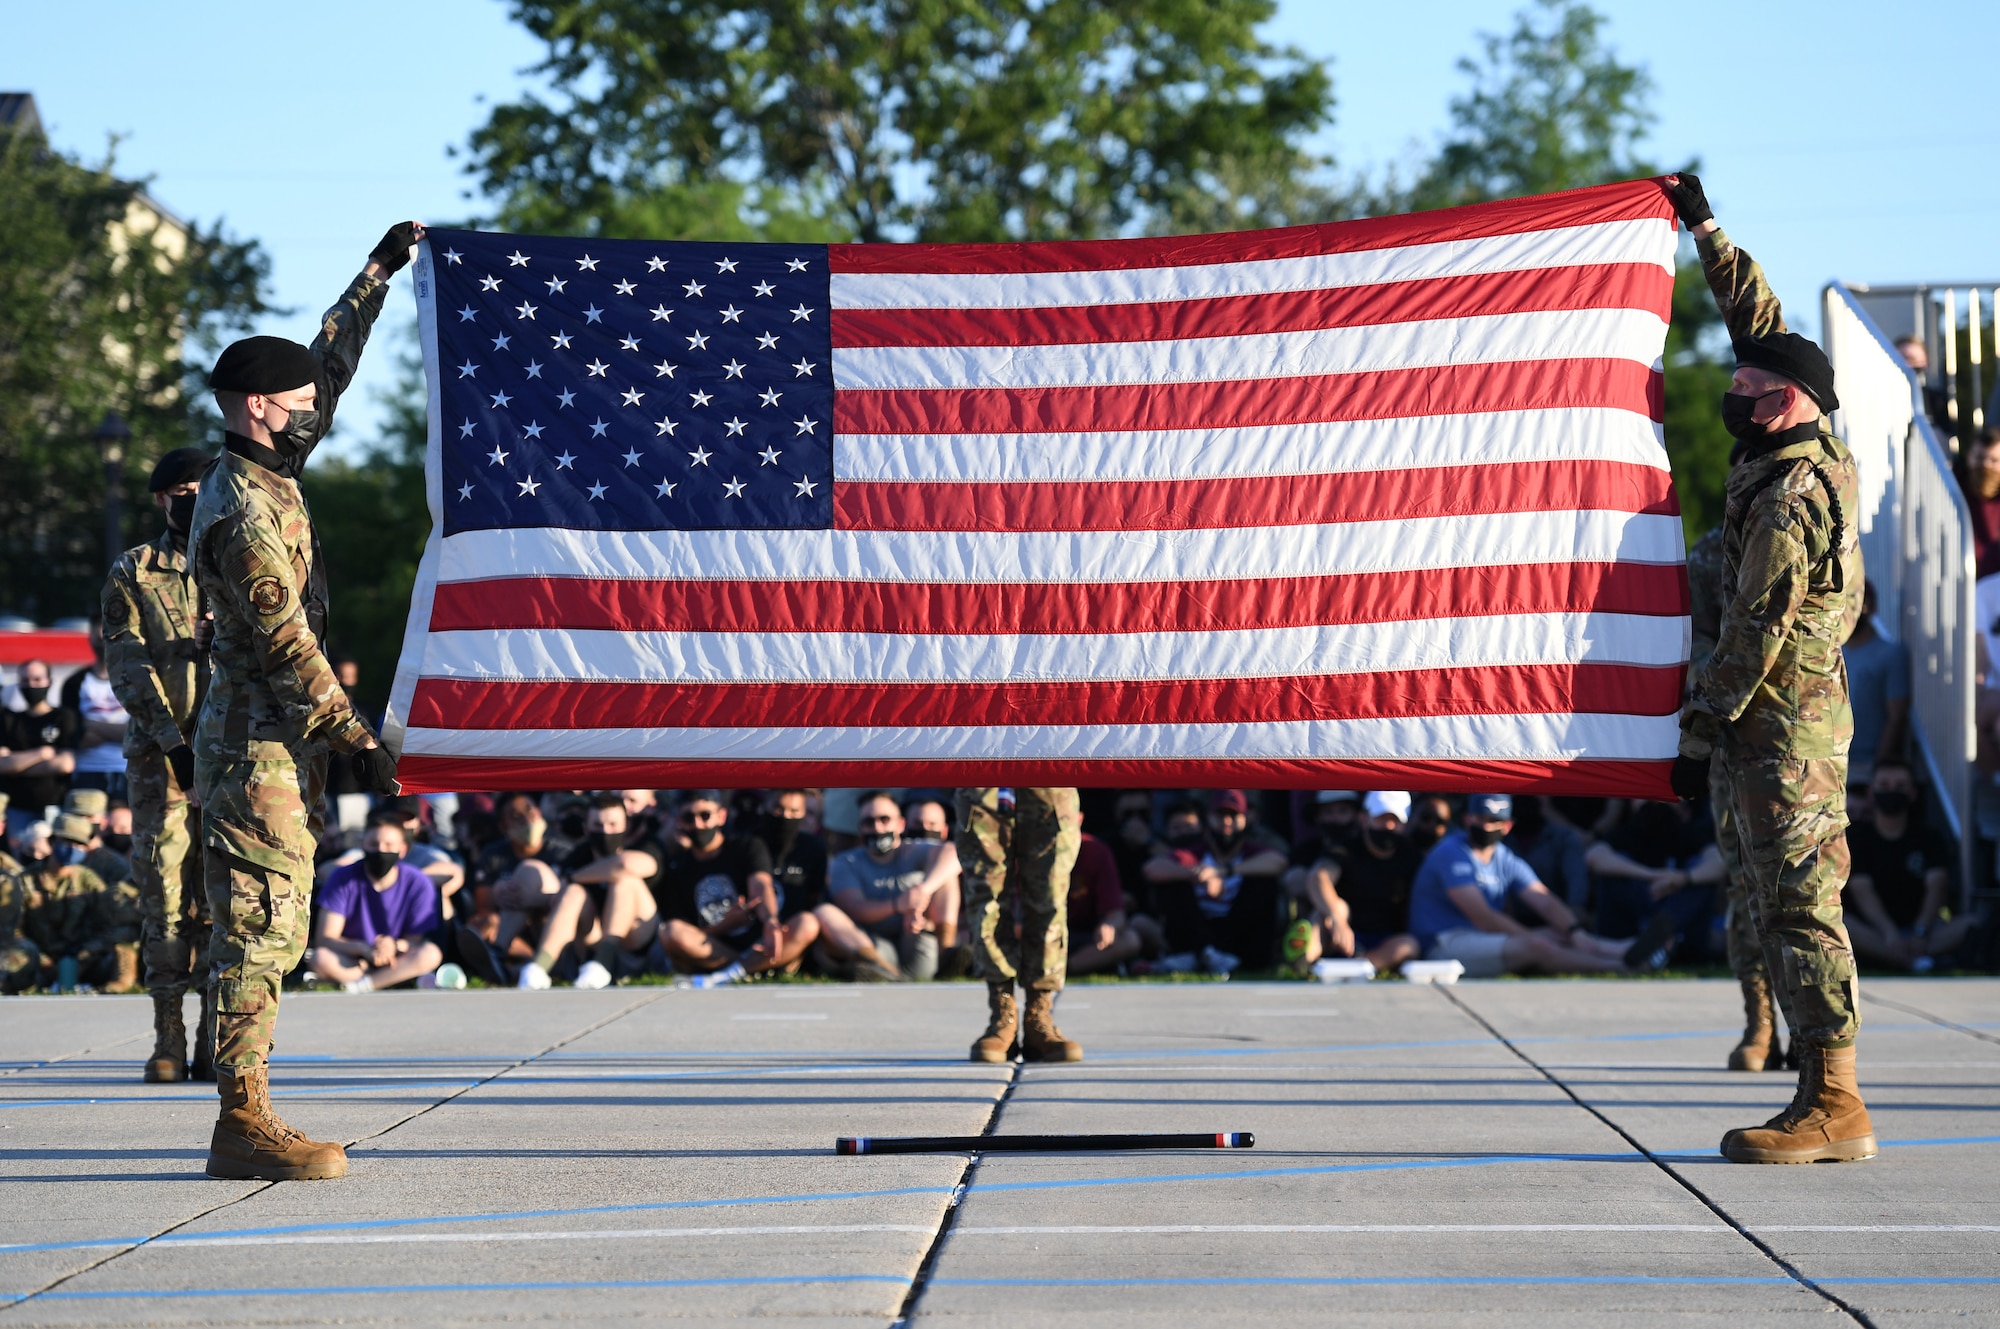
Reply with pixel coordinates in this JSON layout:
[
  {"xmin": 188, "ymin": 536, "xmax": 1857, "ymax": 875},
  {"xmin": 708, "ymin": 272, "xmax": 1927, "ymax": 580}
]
[
  {"xmin": 59, "ymin": 789, "xmax": 140, "ymax": 992},
  {"xmin": 187, "ymin": 223, "xmax": 417, "ymax": 1181},
  {"xmin": 0, "ymin": 809, "xmax": 38, "ymax": 994},
  {"xmin": 103, "ymin": 446, "xmax": 215, "ymax": 1081},
  {"xmin": 957, "ymin": 786, "xmax": 1083, "ymax": 1063},
  {"xmin": 21, "ymin": 816, "xmax": 130, "ymax": 990},
  {"xmin": 1666, "ymin": 175, "xmax": 1875, "ymax": 1164},
  {"xmin": 1690, "ymin": 525, "xmax": 1786, "ymax": 1074}
]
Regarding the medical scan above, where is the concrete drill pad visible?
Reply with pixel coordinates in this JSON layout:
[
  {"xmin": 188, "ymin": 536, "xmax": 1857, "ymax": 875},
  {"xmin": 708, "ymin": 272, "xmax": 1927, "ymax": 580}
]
[{"xmin": 0, "ymin": 979, "xmax": 1993, "ymax": 1326}]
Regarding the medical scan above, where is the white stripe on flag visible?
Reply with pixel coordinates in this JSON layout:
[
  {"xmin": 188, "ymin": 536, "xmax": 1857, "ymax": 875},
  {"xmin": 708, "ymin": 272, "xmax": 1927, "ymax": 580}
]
[
  {"xmin": 414, "ymin": 613, "xmax": 1689, "ymax": 685},
  {"xmin": 830, "ymin": 308, "xmax": 1666, "ymax": 391},
  {"xmin": 434, "ymin": 510, "xmax": 1687, "ymax": 586},
  {"xmin": 834, "ymin": 408, "xmax": 1668, "ymax": 483},
  {"xmin": 402, "ymin": 712, "xmax": 1685, "ymax": 762},
  {"xmin": 830, "ymin": 218, "xmax": 1676, "ymax": 310}
]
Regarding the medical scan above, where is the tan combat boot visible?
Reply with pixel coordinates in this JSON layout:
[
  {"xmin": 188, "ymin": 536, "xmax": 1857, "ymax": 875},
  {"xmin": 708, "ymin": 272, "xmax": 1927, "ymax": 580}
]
[
  {"xmin": 1020, "ymin": 988, "xmax": 1082, "ymax": 1063},
  {"xmin": 104, "ymin": 943, "xmax": 142, "ymax": 994},
  {"xmin": 206, "ymin": 1066, "xmax": 348, "ymax": 1180},
  {"xmin": 1720, "ymin": 1044, "xmax": 1877, "ymax": 1164},
  {"xmin": 190, "ymin": 984, "xmax": 216, "ymax": 1082},
  {"xmin": 1726, "ymin": 973, "xmax": 1776, "ymax": 1072},
  {"xmin": 144, "ymin": 990, "xmax": 188, "ymax": 1083},
  {"xmin": 970, "ymin": 982, "xmax": 1018, "ymax": 1063}
]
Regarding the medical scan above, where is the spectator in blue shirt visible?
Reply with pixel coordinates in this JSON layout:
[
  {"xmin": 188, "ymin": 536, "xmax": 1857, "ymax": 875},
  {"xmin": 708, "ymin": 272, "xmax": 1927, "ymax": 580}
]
[
  {"xmin": 1841, "ymin": 579, "xmax": 1909, "ymax": 789},
  {"xmin": 1408, "ymin": 795, "xmax": 1674, "ymax": 977},
  {"xmin": 310, "ymin": 810, "xmax": 446, "ymax": 991}
]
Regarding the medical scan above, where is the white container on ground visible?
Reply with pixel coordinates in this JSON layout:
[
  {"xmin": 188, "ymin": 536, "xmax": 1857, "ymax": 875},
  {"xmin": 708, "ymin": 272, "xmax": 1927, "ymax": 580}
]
[
  {"xmin": 1312, "ymin": 958, "xmax": 1377, "ymax": 983},
  {"xmin": 1401, "ymin": 959, "xmax": 1465, "ymax": 985}
]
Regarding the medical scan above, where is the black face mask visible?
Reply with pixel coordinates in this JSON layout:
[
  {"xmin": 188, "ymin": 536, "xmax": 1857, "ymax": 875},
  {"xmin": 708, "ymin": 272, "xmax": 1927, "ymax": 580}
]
[
  {"xmin": 866, "ymin": 830, "xmax": 899, "ymax": 855},
  {"xmin": 102, "ymin": 832, "xmax": 132, "ymax": 855},
  {"xmin": 165, "ymin": 491, "xmax": 198, "ymax": 534},
  {"xmin": 18, "ymin": 684, "xmax": 47, "ymax": 706},
  {"xmin": 1720, "ymin": 390, "xmax": 1776, "ymax": 441},
  {"xmin": 1211, "ymin": 826, "xmax": 1245, "ymax": 853},
  {"xmin": 589, "ymin": 830, "xmax": 627, "ymax": 857},
  {"xmin": 1318, "ymin": 818, "xmax": 1359, "ymax": 849},
  {"xmin": 266, "ymin": 402, "xmax": 324, "ymax": 473},
  {"xmin": 687, "ymin": 823, "xmax": 722, "ymax": 849},
  {"xmin": 361, "ymin": 849, "xmax": 400, "ymax": 879},
  {"xmin": 1464, "ymin": 824, "xmax": 1501, "ymax": 850},
  {"xmin": 1872, "ymin": 790, "xmax": 1912, "ymax": 816}
]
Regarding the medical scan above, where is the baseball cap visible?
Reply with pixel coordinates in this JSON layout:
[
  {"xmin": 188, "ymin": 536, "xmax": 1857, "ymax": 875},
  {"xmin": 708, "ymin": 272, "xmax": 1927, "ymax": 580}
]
[
  {"xmin": 1466, "ymin": 794, "xmax": 1514, "ymax": 821},
  {"xmin": 1364, "ymin": 791, "xmax": 1412, "ymax": 822},
  {"xmin": 1209, "ymin": 789, "xmax": 1250, "ymax": 814}
]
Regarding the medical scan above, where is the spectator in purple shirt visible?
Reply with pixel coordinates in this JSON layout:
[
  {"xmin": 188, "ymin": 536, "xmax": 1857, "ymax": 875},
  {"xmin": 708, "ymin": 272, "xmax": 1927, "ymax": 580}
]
[{"xmin": 310, "ymin": 810, "xmax": 445, "ymax": 992}]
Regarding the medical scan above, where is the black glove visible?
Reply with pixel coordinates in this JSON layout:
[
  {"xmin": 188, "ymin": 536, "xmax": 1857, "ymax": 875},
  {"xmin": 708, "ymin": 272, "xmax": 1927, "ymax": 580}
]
[
  {"xmin": 1670, "ymin": 753, "xmax": 1711, "ymax": 802},
  {"xmin": 1663, "ymin": 172, "xmax": 1711, "ymax": 229},
  {"xmin": 369, "ymin": 222, "xmax": 421, "ymax": 276},
  {"xmin": 353, "ymin": 745, "xmax": 400, "ymax": 796},
  {"xmin": 165, "ymin": 744, "xmax": 196, "ymax": 794}
]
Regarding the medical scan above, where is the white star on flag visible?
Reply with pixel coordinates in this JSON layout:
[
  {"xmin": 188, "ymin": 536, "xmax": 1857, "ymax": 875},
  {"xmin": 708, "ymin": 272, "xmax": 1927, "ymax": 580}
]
[
  {"xmin": 586, "ymin": 359, "xmax": 609, "ymax": 377},
  {"xmin": 524, "ymin": 360, "xmax": 543, "ymax": 379},
  {"xmin": 723, "ymin": 360, "xmax": 745, "ymax": 379},
  {"xmin": 655, "ymin": 416, "xmax": 678, "ymax": 436},
  {"xmin": 650, "ymin": 305, "xmax": 673, "ymax": 322},
  {"xmin": 654, "ymin": 360, "xmax": 677, "ymax": 378},
  {"xmin": 457, "ymin": 361, "xmax": 479, "ymax": 378},
  {"xmin": 794, "ymin": 416, "xmax": 818, "ymax": 434},
  {"xmin": 489, "ymin": 391, "xmax": 512, "ymax": 408},
  {"xmin": 545, "ymin": 276, "xmax": 567, "ymax": 293},
  {"xmin": 794, "ymin": 476, "xmax": 818, "ymax": 497},
  {"xmin": 515, "ymin": 302, "xmax": 538, "ymax": 320},
  {"xmin": 490, "ymin": 332, "xmax": 511, "ymax": 350},
  {"xmin": 577, "ymin": 254, "xmax": 599, "ymax": 270},
  {"xmin": 689, "ymin": 389, "xmax": 714, "ymax": 406},
  {"xmin": 622, "ymin": 447, "xmax": 643, "ymax": 467},
  {"xmin": 759, "ymin": 389, "xmax": 782, "ymax": 407},
  {"xmin": 716, "ymin": 257, "xmax": 738, "ymax": 272},
  {"xmin": 654, "ymin": 477, "xmax": 676, "ymax": 496},
  {"xmin": 721, "ymin": 305, "xmax": 743, "ymax": 323},
  {"xmin": 785, "ymin": 257, "xmax": 809, "ymax": 271},
  {"xmin": 792, "ymin": 359, "xmax": 817, "ymax": 377},
  {"xmin": 621, "ymin": 388, "xmax": 645, "ymax": 406},
  {"xmin": 614, "ymin": 278, "xmax": 637, "ymax": 295},
  {"xmin": 517, "ymin": 475, "xmax": 540, "ymax": 494},
  {"xmin": 508, "ymin": 251, "xmax": 530, "ymax": 267},
  {"xmin": 753, "ymin": 281, "xmax": 775, "ymax": 297},
  {"xmin": 457, "ymin": 481, "xmax": 474, "ymax": 500},
  {"xmin": 682, "ymin": 280, "xmax": 705, "ymax": 297},
  {"xmin": 686, "ymin": 331, "xmax": 710, "ymax": 349},
  {"xmin": 619, "ymin": 334, "xmax": 642, "ymax": 351},
  {"xmin": 554, "ymin": 450, "xmax": 577, "ymax": 469},
  {"xmin": 479, "ymin": 275, "xmax": 501, "ymax": 291},
  {"xmin": 522, "ymin": 421, "xmax": 546, "ymax": 439},
  {"xmin": 790, "ymin": 304, "xmax": 814, "ymax": 322},
  {"xmin": 688, "ymin": 446, "xmax": 713, "ymax": 466},
  {"xmin": 457, "ymin": 306, "xmax": 478, "ymax": 322},
  {"xmin": 487, "ymin": 446, "xmax": 509, "ymax": 466},
  {"xmin": 584, "ymin": 306, "xmax": 604, "ymax": 323},
  {"xmin": 587, "ymin": 480, "xmax": 609, "ymax": 500},
  {"xmin": 458, "ymin": 419, "xmax": 476, "ymax": 438},
  {"xmin": 589, "ymin": 419, "xmax": 610, "ymax": 438},
  {"xmin": 645, "ymin": 256, "xmax": 667, "ymax": 272},
  {"xmin": 557, "ymin": 388, "xmax": 577, "ymax": 407},
  {"xmin": 759, "ymin": 446, "xmax": 782, "ymax": 465},
  {"xmin": 723, "ymin": 477, "xmax": 746, "ymax": 498},
  {"xmin": 442, "ymin": 248, "xmax": 463, "ymax": 264},
  {"xmin": 755, "ymin": 332, "xmax": 779, "ymax": 349},
  {"xmin": 552, "ymin": 331, "xmax": 573, "ymax": 349},
  {"xmin": 724, "ymin": 418, "xmax": 746, "ymax": 436}
]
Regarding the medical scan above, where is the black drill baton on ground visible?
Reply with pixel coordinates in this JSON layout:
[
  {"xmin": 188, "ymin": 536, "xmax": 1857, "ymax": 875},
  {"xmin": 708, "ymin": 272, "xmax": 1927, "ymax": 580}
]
[{"xmin": 836, "ymin": 1131, "xmax": 1254, "ymax": 1156}]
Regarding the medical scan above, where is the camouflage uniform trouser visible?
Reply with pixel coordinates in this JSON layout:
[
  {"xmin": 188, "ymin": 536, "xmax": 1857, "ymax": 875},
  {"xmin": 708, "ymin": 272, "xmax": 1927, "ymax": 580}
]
[
  {"xmin": 955, "ymin": 787, "xmax": 1079, "ymax": 993},
  {"xmin": 1, "ymin": 939, "xmax": 39, "ymax": 994},
  {"xmin": 198, "ymin": 744, "xmax": 326, "ymax": 1072},
  {"xmin": 1718, "ymin": 743, "xmax": 1860, "ymax": 1049},
  {"xmin": 131, "ymin": 746, "xmax": 210, "ymax": 999},
  {"xmin": 1710, "ymin": 755, "xmax": 1767, "ymax": 988}
]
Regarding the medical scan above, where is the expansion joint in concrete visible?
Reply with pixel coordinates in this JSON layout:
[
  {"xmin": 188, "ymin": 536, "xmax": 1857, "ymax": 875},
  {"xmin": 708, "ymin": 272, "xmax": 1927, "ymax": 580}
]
[
  {"xmin": 1435, "ymin": 985, "xmax": 1882, "ymax": 1329},
  {"xmin": 1865, "ymin": 992, "xmax": 2000, "ymax": 1047},
  {"xmin": 891, "ymin": 1055, "xmax": 1027, "ymax": 1327}
]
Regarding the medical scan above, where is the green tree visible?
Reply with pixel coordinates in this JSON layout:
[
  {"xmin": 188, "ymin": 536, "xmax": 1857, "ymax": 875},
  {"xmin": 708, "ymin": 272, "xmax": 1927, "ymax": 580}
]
[
  {"xmin": 304, "ymin": 344, "xmax": 432, "ymax": 722},
  {"xmin": 467, "ymin": 0, "xmax": 1337, "ymax": 243},
  {"xmin": 0, "ymin": 121, "xmax": 272, "ymax": 621}
]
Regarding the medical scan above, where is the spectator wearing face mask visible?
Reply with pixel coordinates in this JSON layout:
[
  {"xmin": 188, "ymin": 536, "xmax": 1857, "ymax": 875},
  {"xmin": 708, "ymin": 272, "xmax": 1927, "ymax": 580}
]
[
  {"xmin": 0, "ymin": 660, "xmax": 83, "ymax": 836},
  {"xmin": 904, "ymin": 799, "xmax": 952, "ymax": 843},
  {"xmin": 530, "ymin": 793, "xmax": 664, "ymax": 991},
  {"xmin": 465, "ymin": 793, "xmax": 564, "ymax": 983},
  {"xmin": 1145, "ymin": 790, "xmax": 1290, "ymax": 974},
  {"xmin": 1283, "ymin": 791, "xmax": 1423, "ymax": 975},
  {"xmin": 1843, "ymin": 761, "xmax": 1976, "ymax": 970},
  {"xmin": 21, "ymin": 815, "xmax": 136, "ymax": 992},
  {"xmin": 101, "ymin": 800, "xmax": 134, "ymax": 858},
  {"xmin": 62, "ymin": 622, "xmax": 132, "ymax": 803},
  {"xmin": 61, "ymin": 787, "xmax": 133, "ymax": 891},
  {"xmin": 661, "ymin": 790, "xmax": 823, "ymax": 987},
  {"xmin": 753, "ymin": 788, "xmax": 892, "ymax": 979},
  {"xmin": 1407, "ymin": 794, "xmax": 1454, "ymax": 855},
  {"xmin": 827, "ymin": 792, "xmax": 961, "ymax": 981},
  {"xmin": 309, "ymin": 810, "xmax": 446, "ymax": 991}
]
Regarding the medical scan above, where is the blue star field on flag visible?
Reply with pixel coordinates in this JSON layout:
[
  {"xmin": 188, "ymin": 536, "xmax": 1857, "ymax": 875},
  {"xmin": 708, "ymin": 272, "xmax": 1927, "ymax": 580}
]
[{"xmin": 424, "ymin": 229, "xmax": 834, "ymax": 534}]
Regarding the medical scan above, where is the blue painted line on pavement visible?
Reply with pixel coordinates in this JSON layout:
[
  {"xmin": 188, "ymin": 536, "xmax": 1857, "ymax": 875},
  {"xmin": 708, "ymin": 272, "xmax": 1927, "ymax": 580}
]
[{"xmin": 0, "ymin": 1274, "xmax": 904, "ymax": 1304}]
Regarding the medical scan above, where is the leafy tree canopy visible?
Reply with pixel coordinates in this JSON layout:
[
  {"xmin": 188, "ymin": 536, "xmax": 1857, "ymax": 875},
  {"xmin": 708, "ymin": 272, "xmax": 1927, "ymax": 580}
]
[
  {"xmin": 466, "ymin": 0, "xmax": 1339, "ymax": 243},
  {"xmin": 0, "ymin": 122, "xmax": 273, "ymax": 621}
]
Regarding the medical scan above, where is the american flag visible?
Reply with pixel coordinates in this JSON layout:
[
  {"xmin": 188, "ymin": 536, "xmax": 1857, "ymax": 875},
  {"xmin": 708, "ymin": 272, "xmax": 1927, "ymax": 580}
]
[{"xmin": 384, "ymin": 179, "xmax": 1686, "ymax": 796}]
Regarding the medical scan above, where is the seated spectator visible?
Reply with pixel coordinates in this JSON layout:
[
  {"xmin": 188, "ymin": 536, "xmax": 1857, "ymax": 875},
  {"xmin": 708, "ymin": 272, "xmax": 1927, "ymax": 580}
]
[
  {"xmin": 323, "ymin": 796, "xmax": 467, "ymax": 919},
  {"xmin": 620, "ymin": 788, "xmax": 663, "ymax": 845},
  {"xmin": 1842, "ymin": 579, "xmax": 1909, "ymax": 790},
  {"xmin": 1146, "ymin": 790, "xmax": 1290, "ymax": 974},
  {"xmin": 516, "ymin": 792, "xmax": 665, "ymax": 991},
  {"xmin": 473, "ymin": 793, "xmax": 568, "ymax": 983},
  {"xmin": 1585, "ymin": 799, "xmax": 1723, "ymax": 963},
  {"xmin": 1407, "ymin": 794, "xmax": 1454, "ymax": 854},
  {"xmin": 1108, "ymin": 790, "xmax": 1161, "ymax": 917},
  {"xmin": 62, "ymin": 624, "xmax": 130, "ymax": 802},
  {"xmin": 100, "ymin": 799, "xmax": 134, "ymax": 858},
  {"xmin": 752, "ymin": 788, "xmax": 892, "ymax": 980},
  {"xmin": 20, "ymin": 814, "xmax": 137, "ymax": 992},
  {"xmin": 1506, "ymin": 795, "xmax": 1590, "ymax": 913},
  {"xmin": 660, "ymin": 789, "xmax": 822, "ymax": 986},
  {"xmin": 309, "ymin": 810, "xmax": 446, "ymax": 991},
  {"xmin": 1844, "ymin": 761, "xmax": 1975, "ymax": 970},
  {"xmin": 0, "ymin": 826, "xmax": 37, "ymax": 992},
  {"xmin": 61, "ymin": 787, "xmax": 132, "ymax": 890},
  {"xmin": 1065, "ymin": 831, "xmax": 1141, "ymax": 975},
  {"xmin": 1408, "ymin": 795, "xmax": 1674, "ymax": 977},
  {"xmin": 1283, "ymin": 791, "xmax": 1422, "ymax": 975},
  {"xmin": 0, "ymin": 660, "xmax": 82, "ymax": 837},
  {"xmin": 904, "ymin": 798, "xmax": 952, "ymax": 843},
  {"xmin": 1960, "ymin": 427, "xmax": 2000, "ymax": 579},
  {"xmin": 827, "ymin": 792, "xmax": 960, "ymax": 981}
]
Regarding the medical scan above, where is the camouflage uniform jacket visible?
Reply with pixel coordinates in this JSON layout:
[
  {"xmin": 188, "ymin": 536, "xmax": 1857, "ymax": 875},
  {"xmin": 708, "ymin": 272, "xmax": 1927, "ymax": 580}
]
[
  {"xmin": 21, "ymin": 863, "xmax": 117, "ymax": 960},
  {"xmin": 1680, "ymin": 227, "xmax": 1864, "ymax": 762},
  {"xmin": 1687, "ymin": 525, "xmax": 1725, "ymax": 675},
  {"xmin": 0, "ymin": 859, "xmax": 25, "ymax": 945},
  {"xmin": 190, "ymin": 272, "xmax": 387, "ymax": 763},
  {"xmin": 102, "ymin": 527, "xmax": 207, "ymax": 756}
]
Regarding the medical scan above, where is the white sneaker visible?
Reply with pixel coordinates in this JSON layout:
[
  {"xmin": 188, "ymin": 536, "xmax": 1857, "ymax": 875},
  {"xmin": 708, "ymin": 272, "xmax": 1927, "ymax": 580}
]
[
  {"xmin": 516, "ymin": 962, "xmax": 552, "ymax": 990},
  {"xmin": 574, "ymin": 959, "xmax": 614, "ymax": 990},
  {"xmin": 1201, "ymin": 945, "xmax": 1242, "ymax": 976},
  {"xmin": 689, "ymin": 962, "xmax": 747, "ymax": 990},
  {"xmin": 432, "ymin": 963, "xmax": 467, "ymax": 990},
  {"xmin": 342, "ymin": 976, "xmax": 374, "ymax": 994}
]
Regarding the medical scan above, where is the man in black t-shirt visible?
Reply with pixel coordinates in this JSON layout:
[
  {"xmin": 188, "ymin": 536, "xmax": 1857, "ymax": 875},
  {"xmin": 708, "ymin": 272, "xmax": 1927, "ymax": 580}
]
[
  {"xmin": 0, "ymin": 660, "xmax": 83, "ymax": 834},
  {"xmin": 520, "ymin": 792, "xmax": 664, "ymax": 991},
  {"xmin": 659, "ymin": 790, "xmax": 820, "ymax": 987},
  {"xmin": 752, "ymin": 789, "xmax": 828, "ymax": 915},
  {"xmin": 1281, "ymin": 791, "xmax": 1422, "ymax": 974},
  {"xmin": 1845, "ymin": 762, "xmax": 1972, "ymax": 969}
]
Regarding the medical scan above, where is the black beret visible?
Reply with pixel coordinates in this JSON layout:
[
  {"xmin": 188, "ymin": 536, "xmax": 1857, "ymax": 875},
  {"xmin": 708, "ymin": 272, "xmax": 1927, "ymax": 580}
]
[
  {"xmin": 209, "ymin": 336, "xmax": 320, "ymax": 395},
  {"xmin": 148, "ymin": 446, "xmax": 214, "ymax": 492},
  {"xmin": 1733, "ymin": 331, "xmax": 1838, "ymax": 413}
]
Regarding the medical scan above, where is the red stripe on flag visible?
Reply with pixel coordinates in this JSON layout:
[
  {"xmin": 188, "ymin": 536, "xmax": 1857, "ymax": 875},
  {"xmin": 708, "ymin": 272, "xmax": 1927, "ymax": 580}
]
[
  {"xmin": 427, "ymin": 561, "xmax": 1689, "ymax": 635},
  {"xmin": 833, "ymin": 358, "xmax": 1664, "ymax": 435},
  {"xmin": 831, "ymin": 263, "xmax": 1671, "ymax": 349},
  {"xmin": 828, "ymin": 179, "xmax": 1674, "ymax": 275},
  {"xmin": 406, "ymin": 664, "xmax": 1685, "ymax": 732},
  {"xmin": 831, "ymin": 459, "xmax": 1676, "ymax": 533},
  {"xmin": 393, "ymin": 755, "xmax": 1677, "ymax": 800}
]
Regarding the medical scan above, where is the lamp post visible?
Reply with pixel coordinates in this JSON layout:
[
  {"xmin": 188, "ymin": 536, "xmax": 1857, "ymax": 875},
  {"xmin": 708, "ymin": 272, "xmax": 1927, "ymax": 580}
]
[{"xmin": 95, "ymin": 410, "xmax": 131, "ymax": 573}]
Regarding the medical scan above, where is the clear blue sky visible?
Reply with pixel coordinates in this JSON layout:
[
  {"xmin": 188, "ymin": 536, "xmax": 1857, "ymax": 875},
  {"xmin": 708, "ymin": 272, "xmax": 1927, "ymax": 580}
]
[{"xmin": 6, "ymin": 0, "xmax": 1997, "ymax": 453}]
